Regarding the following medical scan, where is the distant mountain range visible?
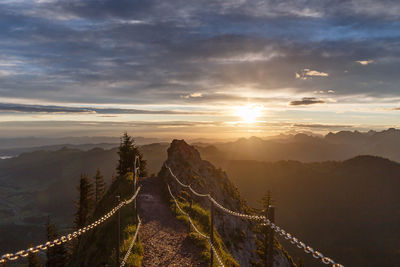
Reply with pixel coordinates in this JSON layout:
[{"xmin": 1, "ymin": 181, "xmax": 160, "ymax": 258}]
[
  {"xmin": 0, "ymin": 143, "xmax": 119, "ymax": 157},
  {"xmin": 2, "ymin": 128, "xmax": 399, "ymax": 163},
  {"xmin": 197, "ymin": 128, "xmax": 400, "ymax": 163},
  {"xmin": 0, "ymin": 136, "xmax": 163, "ymax": 151}
]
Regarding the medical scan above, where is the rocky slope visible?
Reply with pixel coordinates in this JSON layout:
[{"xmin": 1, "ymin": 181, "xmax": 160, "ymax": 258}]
[{"xmin": 158, "ymin": 139, "xmax": 294, "ymax": 266}]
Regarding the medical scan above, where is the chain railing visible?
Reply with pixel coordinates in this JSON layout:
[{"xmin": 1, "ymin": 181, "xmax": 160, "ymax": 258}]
[
  {"xmin": 120, "ymin": 216, "xmax": 142, "ymax": 267},
  {"xmin": 262, "ymin": 220, "xmax": 343, "ymax": 267},
  {"xmin": 167, "ymin": 184, "xmax": 224, "ymax": 267},
  {"xmin": 166, "ymin": 164, "xmax": 265, "ymax": 220},
  {"xmin": 0, "ymin": 186, "xmax": 142, "ymax": 264},
  {"xmin": 165, "ymin": 164, "xmax": 344, "ymax": 267}
]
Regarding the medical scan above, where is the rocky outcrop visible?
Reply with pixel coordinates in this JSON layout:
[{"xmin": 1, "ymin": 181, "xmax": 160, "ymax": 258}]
[{"xmin": 159, "ymin": 140, "xmax": 294, "ymax": 266}]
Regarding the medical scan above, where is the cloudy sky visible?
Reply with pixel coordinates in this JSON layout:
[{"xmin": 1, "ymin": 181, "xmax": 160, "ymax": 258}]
[{"xmin": 0, "ymin": 0, "xmax": 399, "ymax": 138}]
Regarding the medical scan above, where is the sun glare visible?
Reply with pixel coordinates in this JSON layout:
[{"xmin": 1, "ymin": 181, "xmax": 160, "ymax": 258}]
[{"xmin": 235, "ymin": 104, "xmax": 263, "ymax": 123}]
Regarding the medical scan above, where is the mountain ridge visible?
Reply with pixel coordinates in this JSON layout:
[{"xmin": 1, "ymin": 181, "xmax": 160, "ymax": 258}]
[{"xmin": 159, "ymin": 139, "xmax": 295, "ymax": 266}]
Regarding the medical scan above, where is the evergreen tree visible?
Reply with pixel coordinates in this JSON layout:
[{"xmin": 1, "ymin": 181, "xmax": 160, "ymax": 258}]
[
  {"xmin": 46, "ymin": 218, "xmax": 67, "ymax": 267},
  {"xmin": 116, "ymin": 132, "xmax": 147, "ymax": 177},
  {"xmin": 74, "ymin": 173, "xmax": 94, "ymax": 230},
  {"xmin": 252, "ymin": 191, "xmax": 274, "ymax": 266},
  {"xmin": 93, "ymin": 169, "xmax": 107, "ymax": 204},
  {"xmin": 260, "ymin": 190, "xmax": 273, "ymax": 214},
  {"xmin": 28, "ymin": 244, "xmax": 42, "ymax": 267}
]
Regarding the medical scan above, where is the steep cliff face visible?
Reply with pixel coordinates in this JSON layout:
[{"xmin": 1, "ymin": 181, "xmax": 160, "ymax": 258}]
[{"xmin": 159, "ymin": 140, "xmax": 293, "ymax": 266}]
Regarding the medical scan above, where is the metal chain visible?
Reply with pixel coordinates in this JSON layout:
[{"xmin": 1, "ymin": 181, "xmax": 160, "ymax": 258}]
[
  {"xmin": 262, "ymin": 220, "xmax": 344, "ymax": 267},
  {"xmin": 166, "ymin": 164, "xmax": 264, "ymax": 220},
  {"xmin": 165, "ymin": 164, "xmax": 191, "ymax": 189},
  {"xmin": 208, "ymin": 196, "xmax": 265, "ymax": 221},
  {"xmin": 120, "ymin": 216, "xmax": 142, "ymax": 267},
  {"xmin": 167, "ymin": 184, "xmax": 224, "ymax": 267},
  {"xmin": 0, "ymin": 186, "xmax": 142, "ymax": 264},
  {"xmin": 166, "ymin": 164, "xmax": 344, "ymax": 267}
]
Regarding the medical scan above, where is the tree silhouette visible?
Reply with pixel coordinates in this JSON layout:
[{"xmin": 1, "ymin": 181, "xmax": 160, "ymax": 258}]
[
  {"xmin": 93, "ymin": 169, "xmax": 107, "ymax": 204},
  {"xmin": 252, "ymin": 190, "xmax": 274, "ymax": 266},
  {"xmin": 74, "ymin": 173, "xmax": 94, "ymax": 230},
  {"xmin": 46, "ymin": 218, "xmax": 67, "ymax": 267},
  {"xmin": 116, "ymin": 132, "xmax": 147, "ymax": 177}
]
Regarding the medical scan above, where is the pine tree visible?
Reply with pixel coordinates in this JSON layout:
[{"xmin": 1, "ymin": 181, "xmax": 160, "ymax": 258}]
[
  {"xmin": 28, "ymin": 244, "xmax": 42, "ymax": 267},
  {"xmin": 252, "ymin": 190, "xmax": 274, "ymax": 266},
  {"xmin": 46, "ymin": 218, "xmax": 67, "ymax": 267},
  {"xmin": 74, "ymin": 173, "xmax": 94, "ymax": 230},
  {"xmin": 93, "ymin": 169, "xmax": 107, "ymax": 204},
  {"xmin": 260, "ymin": 190, "xmax": 273, "ymax": 214},
  {"xmin": 116, "ymin": 132, "xmax": 147, "ymax": 177}
]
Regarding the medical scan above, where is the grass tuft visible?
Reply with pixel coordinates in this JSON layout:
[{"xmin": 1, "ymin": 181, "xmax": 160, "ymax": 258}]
[
  {"xmin": 170, "ymin": 198, "xmax": 239, "ymax": 267},
  {"xmin": 120, "ymin": 223, "xmax": 143, "ymax": 267}
]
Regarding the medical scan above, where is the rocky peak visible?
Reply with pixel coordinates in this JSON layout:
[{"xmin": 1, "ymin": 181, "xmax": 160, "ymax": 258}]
[
  {"xmin": 159, "ymin": 139, "xmax": 294, "ymax": 267},
  {"xmin": 163, "ymin": 139, "xmax": 242, "ymax": 211},
  {"xmin": 167, "ymin": 139, "xmax": 201, "ymax": 164}
]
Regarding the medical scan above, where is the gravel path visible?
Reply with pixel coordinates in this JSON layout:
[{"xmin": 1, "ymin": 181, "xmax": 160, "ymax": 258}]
[{"xmin": 138, "ymin": 177, "xmax": 205, "ymax": 267}]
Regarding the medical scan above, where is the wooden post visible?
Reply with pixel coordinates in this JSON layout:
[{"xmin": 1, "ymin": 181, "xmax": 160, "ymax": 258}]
[
  {"xmin": 210, "ymin": 199, "xmax": 214, "ymax": 267},
  {"xmin": 116, "ymin": 195, "xmax": 121, "ymax": 267},
  {"xmin": 133, "ymin": 157, "xmax": 138, "ymax": 224},
  {"xmin": 267, "ymin": 206, "xmax": 275, "ymax": 267},
  {"xmin": 188, "ymin": 188, "xmax": 192, "ymax": 232}
]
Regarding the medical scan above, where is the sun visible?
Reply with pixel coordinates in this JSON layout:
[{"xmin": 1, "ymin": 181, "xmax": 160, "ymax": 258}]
[{"xmin": 235, "ymin": 104, "xmax": 263, "ymax": 123}]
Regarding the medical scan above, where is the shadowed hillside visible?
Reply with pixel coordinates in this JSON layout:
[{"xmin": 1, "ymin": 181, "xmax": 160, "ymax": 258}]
[
  {"xmin": 0, "ymin": 143, "xmax": 167, "ymax": 255},
  {"xmin": 204, "ymin": 155, "xmax": 400, "ymax": 267}
]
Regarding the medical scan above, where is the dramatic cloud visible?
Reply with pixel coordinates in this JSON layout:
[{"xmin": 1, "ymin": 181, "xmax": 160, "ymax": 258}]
[
  {"xmin": 290, "ymin": 97, "xmax": 326, "ymax": 106},
  {"xmin": 0, "ymin": 0, "xmax": 399, "ymax": 137}
]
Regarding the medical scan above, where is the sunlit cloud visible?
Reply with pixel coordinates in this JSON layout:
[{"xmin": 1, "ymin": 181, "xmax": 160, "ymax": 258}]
[
  {"xmin": 296, "ymin": 69, "xmax": 329, "ymax": 80},
  {"xmin": 357, "ymin": 60, "xmax": 374, "ymax": 65},
  {"xmin": 181, "ymin": 92, "xmax": 203, "ymax": 99}
]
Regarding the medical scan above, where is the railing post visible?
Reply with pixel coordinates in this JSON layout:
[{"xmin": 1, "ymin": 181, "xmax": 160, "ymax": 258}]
[
  {"xmin": 267, "ymin": 206, "xmax": 275, "ymax": 267},
  {"xmin": 210, "ymin": 199, "xmax": 214, "ymax": 267},
  {"xmin": 133, "ymin": 157, "xmax": 138, "ymax": 224},
  {"xmin": 188, "ymin": 188, "xmax": 192, "ymax": 232},
  {"xmin": 116, "ymin": 195, "xmax": 121, "ymax": 267}
]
